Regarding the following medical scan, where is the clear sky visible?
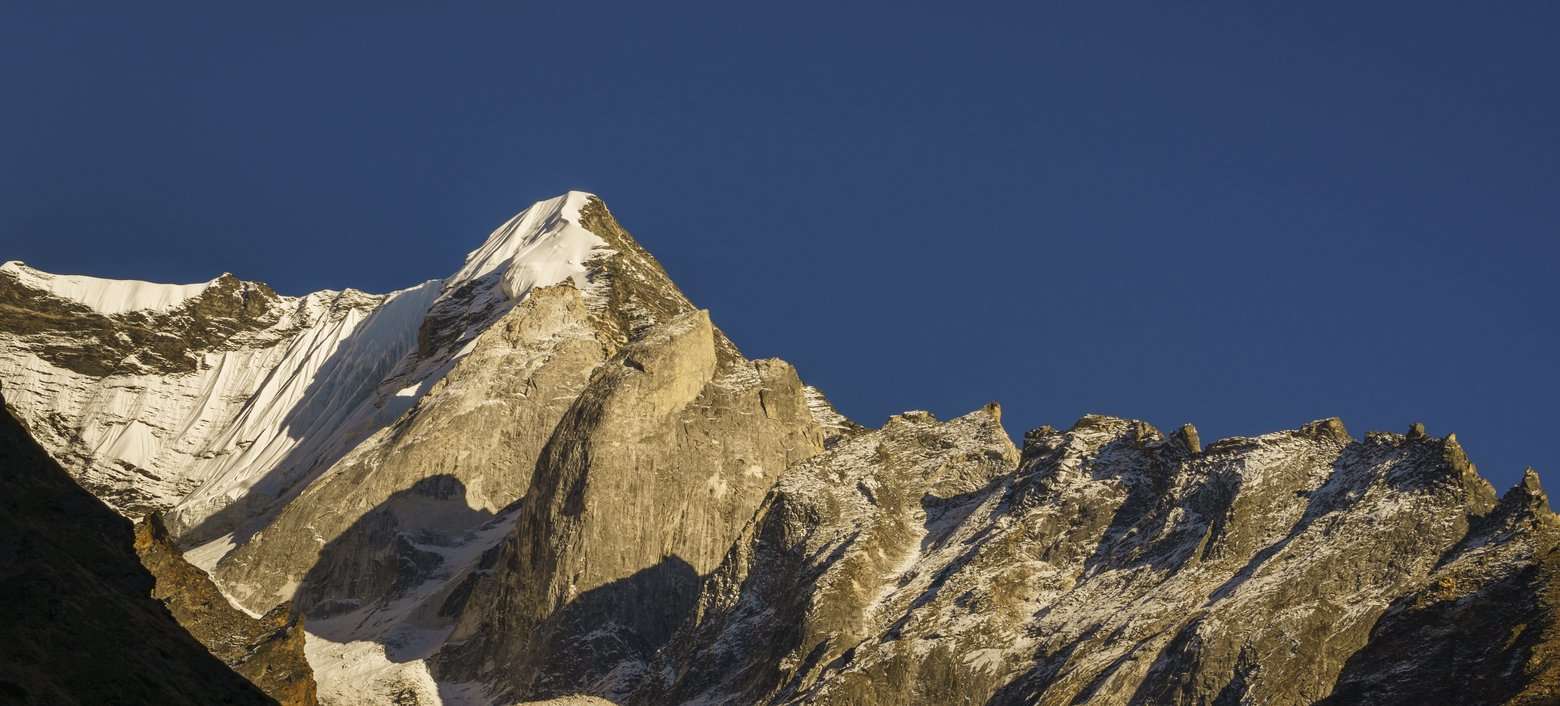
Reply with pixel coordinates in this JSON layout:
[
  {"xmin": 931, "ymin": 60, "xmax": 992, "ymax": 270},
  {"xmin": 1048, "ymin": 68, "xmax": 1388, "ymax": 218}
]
[{"xmin": 3, "ymin": 3, "xmax": 1556, "ymax": 493}]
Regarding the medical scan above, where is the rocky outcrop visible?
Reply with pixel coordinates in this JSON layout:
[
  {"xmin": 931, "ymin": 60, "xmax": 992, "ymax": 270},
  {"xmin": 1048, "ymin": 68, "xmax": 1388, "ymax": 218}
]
[
  {"xmin": 134, "ymin": 515, "xmax": 318, "ymax": 706},
  {"xmin": 0, "ymin": 392, "xmax": 272, "ymax": 705},
  {"xmin": 639, "ymin": 413, "xmax": 1560, "ymax": 705},
  {"xmin": 433, "ymin": 307, "xmax": 827, "ymax": 701},
  {"xmin": 642, "ymin": 404, "xmax": 1018, "ymax": 704},
  {"xmin": 214, "ymin": 281, "xmax": 613, "ymax": 615},
  {"xmin": 1320, "ymin": 467, "xmax": 1560, "ymax": 705}
]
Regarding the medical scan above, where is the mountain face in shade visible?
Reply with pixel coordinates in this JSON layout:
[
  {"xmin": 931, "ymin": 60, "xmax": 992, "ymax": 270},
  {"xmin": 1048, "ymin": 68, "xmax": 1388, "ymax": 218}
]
[
  {"xmin": 1, "ymin": 191, "xmax": 1556, "ymax": 705},
  {"xmin": 0, "ymin": 391, "xmax": 274, "ymax": 706}
]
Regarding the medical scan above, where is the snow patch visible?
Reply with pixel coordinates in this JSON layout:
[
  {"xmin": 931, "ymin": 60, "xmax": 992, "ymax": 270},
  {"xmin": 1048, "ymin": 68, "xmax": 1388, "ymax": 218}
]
[
  {"xmin": 305, "ymin": 632, "xmax": 445, "ymax": 706},
  {"xmin": 183, "ymin": 533, "xmax": 237, "ymax": 573}
]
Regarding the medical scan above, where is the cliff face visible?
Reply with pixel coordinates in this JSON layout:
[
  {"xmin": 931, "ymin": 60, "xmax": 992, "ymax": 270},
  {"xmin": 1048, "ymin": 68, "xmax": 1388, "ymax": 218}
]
[
  {"xmin": 642, "ymin": 405, "xmax": 1019, "ymax": 705},
  {"xmin": 638, "ymin": 412, "xmax": 1560, "ymax": 706},
  {"xmin": 0, "ymin": 393, "xmax": 273, "ymax": 706},
  {"xmin": 433, "ymin": 309, "xmax": 826, "ymax": 702}
]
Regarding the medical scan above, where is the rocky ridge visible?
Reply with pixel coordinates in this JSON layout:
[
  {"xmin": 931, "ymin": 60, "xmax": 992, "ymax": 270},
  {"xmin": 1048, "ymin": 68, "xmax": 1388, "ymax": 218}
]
[
  {"xmin": 637, "ymin": 412, "xmax": 1560, "ymax": 705},
  {"xmin": 134, "ymin": 514, "xmax": 319, "ymax": 706}
]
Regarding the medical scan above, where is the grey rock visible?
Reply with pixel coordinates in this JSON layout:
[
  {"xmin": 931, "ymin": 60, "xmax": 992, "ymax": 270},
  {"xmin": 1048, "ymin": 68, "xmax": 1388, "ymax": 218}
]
[
  {"xmin": 638, "ymin": 412, "xmax": 1560, "ymax": 706},
  {"xmin": 5, "ymin": 191, "xmax": 1557, "ymax": 706}
]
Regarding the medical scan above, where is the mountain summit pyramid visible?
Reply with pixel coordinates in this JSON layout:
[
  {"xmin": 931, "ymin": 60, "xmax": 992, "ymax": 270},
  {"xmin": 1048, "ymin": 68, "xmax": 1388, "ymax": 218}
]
[{"xmin": 2, "ymin": 192, "xmax": 1556, "ymax": 705}]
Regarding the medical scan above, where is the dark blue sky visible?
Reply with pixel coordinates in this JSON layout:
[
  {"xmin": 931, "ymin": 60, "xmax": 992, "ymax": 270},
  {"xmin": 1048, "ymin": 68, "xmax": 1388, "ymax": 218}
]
[{"xmin": 4, "ymin": 3, "xmax": 1556, "ymax": 493}]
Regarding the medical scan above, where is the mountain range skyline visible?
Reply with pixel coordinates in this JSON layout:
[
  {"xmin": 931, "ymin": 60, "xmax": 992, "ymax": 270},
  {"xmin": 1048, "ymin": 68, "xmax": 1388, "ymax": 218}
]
[
  {"xmin": 4, "ymin": 191, "xmax": 1557, "ymax": 704},
  {"xmin": 5, "ymin": 4, "xmax": 1558, "ymax": 497}
]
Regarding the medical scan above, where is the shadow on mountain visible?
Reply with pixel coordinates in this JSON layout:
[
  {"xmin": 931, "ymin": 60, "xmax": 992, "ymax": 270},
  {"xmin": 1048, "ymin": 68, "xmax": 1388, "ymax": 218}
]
[
  {"xmin": 292, "ymin": 474, "xmax": 496, "ymax": 633},
  {"xmin": 1200, "ymin": 441, "xmax": 1374, "ymax": 606},
  {"xmin": 0, "ymin": 392, "xmax": 274, "ymax": 705},
  {"xmin": 1318, "ymin": 564, "xmax": 1544, "ymax": 705},
  {"xmin": 511, "ymin": 555, "xmax": 702, "ymax": 699},
  {"xmin": 176, "ymin": 283, "xmax": 439, "ymax": 550},
  {"xmin": 1118, "ymin": 443, "xmax": 1386, "ymax": 705},
  {"xmin": 983, "ymin": 624, "xmax": 1098, "ymax": 705},
  {"xmin": 982, "ymin": 440, "xmax": 1389, "ymax": 704},
  {"xmin": 1318, "ymin": 497, "xmax": 1560, "ymax": 705},
  {"xmin": 295, "ymin": 486, "xmax": 705, "ymax": 703}
]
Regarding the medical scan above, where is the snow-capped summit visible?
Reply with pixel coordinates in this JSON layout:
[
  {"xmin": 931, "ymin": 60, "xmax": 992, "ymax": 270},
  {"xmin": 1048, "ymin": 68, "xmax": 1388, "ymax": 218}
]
[
  {"xmin": 444, "ymin": 190, "xmax": 606, "ymax": 302},
  {"xmin": 0, "ymin": 193, "xmax": 636, "ymax": 532}
]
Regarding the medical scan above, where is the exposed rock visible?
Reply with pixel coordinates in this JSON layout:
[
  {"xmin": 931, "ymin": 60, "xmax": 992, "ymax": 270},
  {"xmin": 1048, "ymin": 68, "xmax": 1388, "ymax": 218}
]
[
  {"xmin": 4, "ymin": 190, "xmax": 1556, "ymax": 706},
  {"xmin": 1321, "ymin": 469, "xmax": 1560, "ymax": 705},
  {"xmin": 134, "ymin": 514, "xmax": 318, "ymax": 706},
  {"xmin": 214, "ymin": 281, "xmax": 612, "ymax": 615},
  {"xmin": 641, "ymin": 405, "xmax": 1018, "ymax": 704},
  {"xmin": 434, "ymin": 308, "xmax": 827, "ymax": 701},
  {"xmin": 637, "ymin": 411, "xmax": 1560, "ymax": 705},
  {"xmin": 1174, "ymin": 423, "xmax": 1201, "ymax": 454},
  {"xmin": 0, "ymin": 392, "xmax": 272, "ymax": 705}
]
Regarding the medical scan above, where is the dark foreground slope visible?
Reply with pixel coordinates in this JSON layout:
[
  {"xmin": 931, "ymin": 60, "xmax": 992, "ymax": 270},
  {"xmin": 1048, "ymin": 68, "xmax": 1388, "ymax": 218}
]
[
  {"xmin": 0, "ymin": 391, "xmax": 274, "ymax": 706},
  {"xmin": 133, "ymin": 515, "xmax": 318, "ymax": 706}
]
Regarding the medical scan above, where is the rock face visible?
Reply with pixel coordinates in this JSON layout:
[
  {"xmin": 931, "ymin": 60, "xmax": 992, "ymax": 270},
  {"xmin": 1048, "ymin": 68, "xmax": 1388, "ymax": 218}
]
[
  {"xmin": 638, "ymin": 413, "xmax": 1560, "ymax": 705},
  {"xmin": 1, "ymin": 191, "xmax": 844, "ymax": 704},
  {"xmin": 642, "ymin": 404, "xmax": 1019, "ymax": 705},
  {"xmin": 433, "ymin": 308, "xmax": 825, "ymax": 701},
  {"xmin": 0, "ymin": 392, "xmax": 272, "ymax": 706},
  {"xmin": 3, "ymin": 189, "xmax": 1558, "ymax": 706},
  {"xmin": 134, "ymin": 515, "xmax": 319, "ymax": 706}
]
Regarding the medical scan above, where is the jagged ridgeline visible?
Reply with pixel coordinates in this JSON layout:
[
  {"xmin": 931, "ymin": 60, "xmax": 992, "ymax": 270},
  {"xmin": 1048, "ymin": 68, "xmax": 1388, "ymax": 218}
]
[{"xmin": 1, "ymin": 192, "xmax": 1556, "ymax": 705}]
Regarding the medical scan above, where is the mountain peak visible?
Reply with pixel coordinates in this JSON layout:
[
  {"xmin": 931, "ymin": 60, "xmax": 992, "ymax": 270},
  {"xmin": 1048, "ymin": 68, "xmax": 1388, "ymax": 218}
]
[{"xmin": 445, "ymin": 191, "xmax": 605, "ymax": 301}]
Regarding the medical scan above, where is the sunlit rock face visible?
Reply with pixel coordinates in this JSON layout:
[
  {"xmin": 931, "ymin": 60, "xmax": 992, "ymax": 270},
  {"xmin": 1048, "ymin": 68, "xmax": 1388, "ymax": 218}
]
[
  {"xmin": 639, "ymin": 413, "xmax": 1560, "ymax": 706},
  {"xmin": 433, "ymin": 308, "xmax": 827, "ymax": 702},
  {"xmin": 134, "ymin": 514, "xmax": 319, "ymax": 706},
  {"xmin": 0, "ymin": 192, "xmax": 844, "ymax": 703},
  {"xmin": 3, "ymin": 191, "xmax": 1556, "ymax": 706}
]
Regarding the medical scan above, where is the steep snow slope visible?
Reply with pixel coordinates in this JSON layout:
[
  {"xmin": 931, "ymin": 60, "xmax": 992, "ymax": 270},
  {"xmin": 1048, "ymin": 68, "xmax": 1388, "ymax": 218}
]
[
  {"xmin": 166, "ymin": 280, "xmax": 442, "ymax": 543},
  {"xmin": 0, "ymin": 257, "xmax": 445, "ymax": 528},
  {"xmin": 0, "ymin": 193, "xmax": 617, "ymax": 541},
  {"xmin": 445, "ymin": 191, "xmax": 604, "ymax": 300}
]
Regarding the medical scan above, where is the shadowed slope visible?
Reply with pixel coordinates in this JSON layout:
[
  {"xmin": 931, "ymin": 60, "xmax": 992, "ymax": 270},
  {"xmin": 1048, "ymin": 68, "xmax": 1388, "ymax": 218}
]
[{"xmin": 0, "ymin": 390, "xmax": 273, "ymax": 706}]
